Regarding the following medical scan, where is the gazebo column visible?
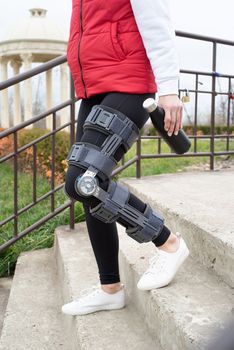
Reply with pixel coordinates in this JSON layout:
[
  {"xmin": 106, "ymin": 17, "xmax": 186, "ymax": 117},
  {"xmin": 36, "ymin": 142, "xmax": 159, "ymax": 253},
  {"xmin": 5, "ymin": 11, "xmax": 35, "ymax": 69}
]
[
  {"xmin": 0, "ymin": 56, "xmax": 10, "ymax": 129},
  {"xmin": 20, "ymin": 53, "xmax": 33, "ymax": 128},
  {"xmin": 10, "ymin": 59, "xmax": 22, "ymax": 126},
  {"xmin": 60, "ymin": 63, "xmax": 69, "ymax": 130},
  {"xmin": 45, "ymin": 69, "xmax": 53, "ymax": 130}
]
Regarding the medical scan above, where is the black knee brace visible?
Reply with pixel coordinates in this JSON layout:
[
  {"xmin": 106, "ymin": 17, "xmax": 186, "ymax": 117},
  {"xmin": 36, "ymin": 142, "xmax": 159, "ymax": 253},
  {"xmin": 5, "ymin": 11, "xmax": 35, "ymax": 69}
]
[
  {"xmin": 67, "ymin": 104, "xmax": 139, "ymax": 181},
  {"xmin": 89, "ymin": 181, "xmax": 164, "ymax": 243},
  {"xmin": 65, "ymin": 104, "xmax": 164, "ymax": 243}
]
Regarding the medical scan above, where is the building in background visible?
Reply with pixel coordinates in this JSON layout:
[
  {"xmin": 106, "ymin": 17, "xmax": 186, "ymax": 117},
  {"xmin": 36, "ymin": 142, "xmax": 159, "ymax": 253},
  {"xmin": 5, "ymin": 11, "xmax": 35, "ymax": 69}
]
[{"xmin": 0, "ymin": 6, "xmax": 69, "ymax": 129}]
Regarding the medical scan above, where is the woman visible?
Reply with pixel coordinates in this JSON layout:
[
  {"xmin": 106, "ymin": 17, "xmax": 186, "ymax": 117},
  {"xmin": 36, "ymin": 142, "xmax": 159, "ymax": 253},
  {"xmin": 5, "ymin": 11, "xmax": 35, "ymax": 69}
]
[{"xmin": 62, "ymin": 0, "xmax": 190, "ymax": 316}]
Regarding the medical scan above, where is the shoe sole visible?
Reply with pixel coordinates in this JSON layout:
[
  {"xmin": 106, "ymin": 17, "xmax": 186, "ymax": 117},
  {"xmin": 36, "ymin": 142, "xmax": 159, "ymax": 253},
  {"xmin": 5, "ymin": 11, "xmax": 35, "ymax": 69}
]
[
  {"xmin": 137, "ymin": 245, "xmax": 190, "ymax": 291},
  {"xmin": 62, "ymin": 302, "xmax": 126, "ymax": 316}
]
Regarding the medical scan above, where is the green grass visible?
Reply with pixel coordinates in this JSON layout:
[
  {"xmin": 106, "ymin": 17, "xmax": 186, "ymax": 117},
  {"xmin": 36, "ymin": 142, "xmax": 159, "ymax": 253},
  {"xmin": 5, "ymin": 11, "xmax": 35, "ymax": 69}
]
[
  {"xmin": 118, "ymin": 138, "xmax": 234, "ymax": 177},
  {"xmin": 0, "ymin": 138, "xmax": 233, "ymax": 277},
  {"xmin": 0, "ymin": 162, "xmax": 85, "ymax": 277}
]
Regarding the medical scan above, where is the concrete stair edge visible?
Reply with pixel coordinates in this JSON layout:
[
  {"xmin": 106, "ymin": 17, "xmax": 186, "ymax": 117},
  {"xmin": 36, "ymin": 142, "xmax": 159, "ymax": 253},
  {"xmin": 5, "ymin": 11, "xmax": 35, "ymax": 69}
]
[
  {"xmin": 0, "ymin": 277, "xmax": 13, "ymax": 339},
  {"xmin": 0, "ymin": 248, "xmax": 69, "ymax": 350},
  {"xmin": 120, "ymin": 178, "xmax": 234, "ymax": 288},
  {"xmin": 117, "ymin": 224, "xmax": 234, "ymax": 350},
  {"xmin": 54, "ymin": 224, "xmax": 162, "ymax": 350},
  {"xmin": 53, "ymin": 227, "xmax": 81, "ymax": 350}
]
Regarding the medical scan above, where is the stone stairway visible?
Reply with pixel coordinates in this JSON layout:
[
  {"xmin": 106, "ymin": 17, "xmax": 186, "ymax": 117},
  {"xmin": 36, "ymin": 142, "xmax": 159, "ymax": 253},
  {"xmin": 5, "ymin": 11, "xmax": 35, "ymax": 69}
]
[
  {"xmin": 55, "ymin": 224, "xmax": 160, "ymax": 350},
  {"xmin": 118, "ymin": 169, "xmax": 234, "ymax": 349},
  {"xmin": 0, "ymin": 248, "xmax": 70, "ymax": 350},
  {"xmin": 0, "ymin": 277, "xmax": 12, "ymax": 336},
  {"xmin": 0, "ymin": 169, "xmax": 233, "ymax": 349}
]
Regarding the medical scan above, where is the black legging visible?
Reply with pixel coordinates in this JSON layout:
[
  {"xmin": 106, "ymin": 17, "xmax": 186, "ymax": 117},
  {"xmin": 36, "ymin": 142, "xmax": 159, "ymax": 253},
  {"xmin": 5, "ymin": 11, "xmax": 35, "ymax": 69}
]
[{"xmin": 67, "ymin": 92, "xmax": 171, "ymax": 284}]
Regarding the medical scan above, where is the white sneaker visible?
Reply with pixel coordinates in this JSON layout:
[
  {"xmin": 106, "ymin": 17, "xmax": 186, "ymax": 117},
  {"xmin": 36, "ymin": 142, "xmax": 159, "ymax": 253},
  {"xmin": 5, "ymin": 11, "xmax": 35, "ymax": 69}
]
[
  {"xmin": 61, "ymin": 283, "xmax": 125, "ymax": 316},
  {"xmin": 137, "ymin": 233, "xmax": 189, "ymax": 291}
]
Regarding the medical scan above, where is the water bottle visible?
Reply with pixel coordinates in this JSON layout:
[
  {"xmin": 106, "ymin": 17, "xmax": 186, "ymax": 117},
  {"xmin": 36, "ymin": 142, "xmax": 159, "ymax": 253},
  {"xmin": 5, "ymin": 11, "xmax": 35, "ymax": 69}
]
[{"xmin": 143, "ymin": 98, "xmax": 191, "ymax": 154}]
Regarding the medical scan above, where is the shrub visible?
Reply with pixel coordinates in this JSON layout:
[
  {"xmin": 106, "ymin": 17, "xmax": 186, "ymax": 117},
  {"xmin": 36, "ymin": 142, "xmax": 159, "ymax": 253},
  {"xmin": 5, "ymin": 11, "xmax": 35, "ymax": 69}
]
[
  {"xmin": 18, "ymin": 128, "xmax": 70, "ymax": 183},
  {"xmin": 0, "ymin": 128, "xmax": 13, "ymax": 157},
  {"xmin": 145, "ymin": 124, "xmax": 234, "ymax": 136},
  {"xmin": 0, "ymin": 127, "xmax": 71, "ymax": 184}
]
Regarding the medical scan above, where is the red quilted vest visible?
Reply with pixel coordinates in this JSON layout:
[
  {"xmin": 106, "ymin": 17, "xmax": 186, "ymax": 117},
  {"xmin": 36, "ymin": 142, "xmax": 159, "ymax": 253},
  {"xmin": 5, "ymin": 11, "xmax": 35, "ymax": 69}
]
[{"xmin": 67, "ymin": 0, "xmax": 157, "ymax": 99}]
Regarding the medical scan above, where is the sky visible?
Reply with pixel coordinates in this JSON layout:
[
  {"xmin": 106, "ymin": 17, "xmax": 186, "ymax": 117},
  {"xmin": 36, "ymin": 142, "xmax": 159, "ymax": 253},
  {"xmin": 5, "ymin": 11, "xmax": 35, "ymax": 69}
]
[
  {"xmin": 0, "ymin": 0, "xmax": 233, "ymax": 75},
  {"xmin": 0, "ymin": 0, "xmax": 234, "ymax": 121},
  {"xmin": 1, "ymin": 0, "xmax": 234, "ymax": 43}
]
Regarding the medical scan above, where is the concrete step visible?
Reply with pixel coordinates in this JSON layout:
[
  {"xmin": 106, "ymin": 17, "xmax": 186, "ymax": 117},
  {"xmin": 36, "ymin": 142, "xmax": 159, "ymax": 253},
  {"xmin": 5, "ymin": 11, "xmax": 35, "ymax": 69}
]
[
  {"xmin": 117, "ymin": 224, "xmax": 234, "ymax": 350},
  {"xmin": 120, "ymin": 170, "xmax": 234, "ymax": 287},
  {"xmin": 0, "ymin": 248, "xmax": 70, "ymax": 350},
  {"xmin": 54, "ymin": 223, "xmax": 162, "ymax": 350},
  {"xmin": 0, "ymin": 277, "xmax": 13, "ymax": 337}
]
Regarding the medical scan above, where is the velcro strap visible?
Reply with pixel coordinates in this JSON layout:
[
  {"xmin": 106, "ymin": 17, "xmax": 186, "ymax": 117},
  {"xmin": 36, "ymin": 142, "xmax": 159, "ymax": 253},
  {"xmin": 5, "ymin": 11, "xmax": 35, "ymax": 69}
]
[
  {"xmin": 67, "ymin": 143, "xmax": 116, "ymax": 177},
  {"xmin": 84, "ymin": 105, "xmax": 139, "ymax": 150}
]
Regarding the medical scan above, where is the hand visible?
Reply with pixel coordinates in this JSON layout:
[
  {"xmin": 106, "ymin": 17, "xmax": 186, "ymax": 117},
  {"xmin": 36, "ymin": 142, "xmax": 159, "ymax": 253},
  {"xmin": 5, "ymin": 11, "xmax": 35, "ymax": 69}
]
[{"xmin": 158, "ymin": 95, "xmax": 183, "ymax": 136}]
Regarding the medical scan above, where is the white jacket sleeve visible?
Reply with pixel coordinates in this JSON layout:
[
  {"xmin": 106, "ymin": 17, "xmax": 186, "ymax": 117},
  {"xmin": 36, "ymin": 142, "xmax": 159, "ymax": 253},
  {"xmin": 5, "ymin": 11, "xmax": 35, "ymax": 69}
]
[{"xmin": 129, "ymin": 0, "xmax": 180, "ymax": 96}]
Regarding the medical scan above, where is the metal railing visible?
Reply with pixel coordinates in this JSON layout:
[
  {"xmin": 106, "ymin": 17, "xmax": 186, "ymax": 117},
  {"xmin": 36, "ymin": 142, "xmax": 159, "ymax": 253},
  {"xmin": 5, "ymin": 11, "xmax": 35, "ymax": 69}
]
[
  {"xmin": 0, "ymin": 56, "xmax": 77, "ymax": 253},
  {"xmin": 1, "ymin": 31, "xmax": 234, "ymax": 253}
]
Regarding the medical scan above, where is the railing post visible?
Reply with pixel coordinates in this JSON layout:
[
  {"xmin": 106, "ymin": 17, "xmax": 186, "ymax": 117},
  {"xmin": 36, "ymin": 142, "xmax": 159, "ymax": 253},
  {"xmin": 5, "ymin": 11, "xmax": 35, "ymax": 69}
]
[
  {"xmin": 69, "ymin": 73, "xmax": 75, "ymax": 230},
  {"xmin": 136, "ymin": 136, "xmax": 141, "ymax": 178},
  {"xmin": 227, "ymin": 77, "xmax": 231, "ymax": 152},
  {"xmin": 194, "ymin": 74, "xmax": 199, "ymax": 153},
  {"xmin": 13, "ymin": 132, "xmax": 18, "ymax": 237},
  {"xmin": 210, "ymin": 41, "xmax": 217, "ymax": 170}
]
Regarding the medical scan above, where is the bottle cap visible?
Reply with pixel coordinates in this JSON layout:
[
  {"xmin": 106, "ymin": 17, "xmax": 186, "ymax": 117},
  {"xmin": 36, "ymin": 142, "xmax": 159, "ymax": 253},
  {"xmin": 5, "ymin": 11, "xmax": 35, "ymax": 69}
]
[{"xmin": 143, "ymin": 98, "xmax": 158, "ymax": 113}]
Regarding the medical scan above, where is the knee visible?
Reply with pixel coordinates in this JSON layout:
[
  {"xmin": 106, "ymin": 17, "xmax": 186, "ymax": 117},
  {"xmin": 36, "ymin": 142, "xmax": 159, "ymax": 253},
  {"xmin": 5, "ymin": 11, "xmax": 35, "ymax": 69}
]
[
  {"xmin": 64, "ymin": 164, "xmax": 108, "ymax": 208},
  {"xmin": 64, "ymin": 165, "xmax": 85, "ymax": 202}
]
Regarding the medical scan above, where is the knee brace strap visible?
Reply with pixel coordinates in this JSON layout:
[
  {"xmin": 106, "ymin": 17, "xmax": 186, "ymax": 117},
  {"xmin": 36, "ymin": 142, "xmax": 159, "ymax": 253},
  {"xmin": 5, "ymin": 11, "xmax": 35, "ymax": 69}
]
[
  {"xmin": 90, "ymin": 181, "xmax": 164, "ymax": 243},
  {"xmin": 67, "ymin": 143, "xmax": 116, "ymax": 180},
  {"xmin": 84, "ymin": 105, "xmax": 139, "ymax": 151},
  {"xmin": 67, "ymin": 105, "xmax": 139, "ymax": 180}
]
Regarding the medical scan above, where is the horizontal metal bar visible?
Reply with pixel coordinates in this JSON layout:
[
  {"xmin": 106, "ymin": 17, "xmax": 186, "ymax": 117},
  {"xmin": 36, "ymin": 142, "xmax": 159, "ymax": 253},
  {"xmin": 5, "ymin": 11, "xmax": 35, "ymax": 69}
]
[
  {"xmin": 112, "ymin": 156, "xmax": 138, "ymax": 176},
  {"xmin": 176, "ymin": 30, "xmax": 234, "ymax": 46},
  {"xmin": 0, "ymin": 214, "xmax": 15, "ymax": 227},
  {"xmin": 140, "ymin": 151, "xmax": 234, "ymax": 159},
  {"xmin": 180, "ymin": 89, "xmax": 234, "ymax": 95},
  {"xmin": 141, "ymin": 152, "xmax": 212, "ymax": 159},
  {"xmin": 213, "ymin": 151, "xmax": 234, "ymax": 155},
  {"xmin": 180, "ymin": 69, "xmax": 234, "ymax": 78},
  {"xmin": 0, "ymin": 99, "xmax": 78, "ymax": 139},
  {"xmin": 141, "ymin": 135, "xmax": 234, "ymax": 140},
  {"xmin": 0, "ymin": 55, "xmax": 67, "ymax": 91}
]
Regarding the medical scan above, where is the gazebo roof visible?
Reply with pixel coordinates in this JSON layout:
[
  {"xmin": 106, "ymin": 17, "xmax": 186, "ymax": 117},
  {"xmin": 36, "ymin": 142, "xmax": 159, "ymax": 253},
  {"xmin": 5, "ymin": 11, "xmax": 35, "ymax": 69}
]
[
  {"xmin": 6, "ymin": 7, "xmax": 67, "ymax": 42},
  {"xmin": 0, "ymin": 6, "xmax": 67, "ymax": 61}
]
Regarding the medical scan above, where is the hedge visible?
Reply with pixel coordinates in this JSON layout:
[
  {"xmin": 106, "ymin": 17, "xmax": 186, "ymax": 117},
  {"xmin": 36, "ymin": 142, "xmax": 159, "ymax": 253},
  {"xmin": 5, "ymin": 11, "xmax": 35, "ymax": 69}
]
[
  {"xmin": 145, "ymin": 124, "xmax": 234, "ymax": 136},
  {"xmin": 0, "ymin": 128, "xmax": 70, "ymax": 183}
]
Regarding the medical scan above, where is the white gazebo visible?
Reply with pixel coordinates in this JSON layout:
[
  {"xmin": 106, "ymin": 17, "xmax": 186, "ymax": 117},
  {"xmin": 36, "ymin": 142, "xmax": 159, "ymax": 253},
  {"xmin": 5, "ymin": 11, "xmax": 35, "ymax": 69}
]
[{"xmin": 0, "ymin": 6, "xmax": 69, "ymax": 129}]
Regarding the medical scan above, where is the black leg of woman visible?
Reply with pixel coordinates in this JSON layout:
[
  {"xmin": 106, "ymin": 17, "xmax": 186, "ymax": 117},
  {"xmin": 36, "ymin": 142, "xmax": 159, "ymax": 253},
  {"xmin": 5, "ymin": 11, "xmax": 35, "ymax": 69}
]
[
  {"xmin": 66, "ymin": 92, "xmax": 171, "ymax": 285},
  {"xmin": 75, "ymin": 93, "xmax": 121, "ymax": 285}
]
